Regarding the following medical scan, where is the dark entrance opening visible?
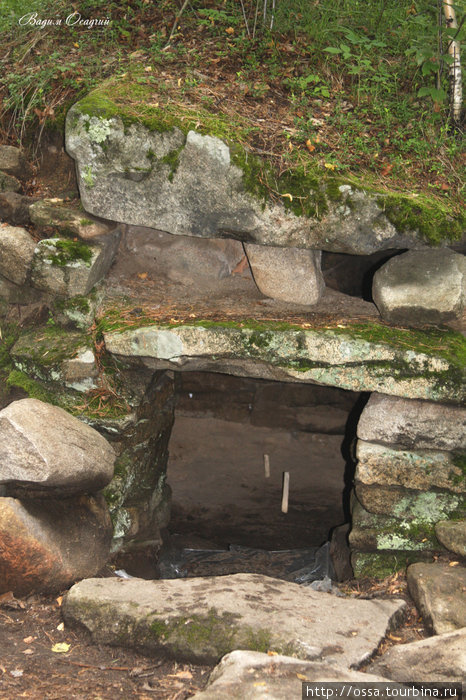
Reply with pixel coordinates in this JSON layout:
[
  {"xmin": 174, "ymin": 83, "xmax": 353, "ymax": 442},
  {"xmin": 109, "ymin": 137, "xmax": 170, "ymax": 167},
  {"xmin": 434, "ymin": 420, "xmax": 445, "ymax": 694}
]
[{"xmin": 157, "ymin": 372, "xmax": 365, "ymax": 580}]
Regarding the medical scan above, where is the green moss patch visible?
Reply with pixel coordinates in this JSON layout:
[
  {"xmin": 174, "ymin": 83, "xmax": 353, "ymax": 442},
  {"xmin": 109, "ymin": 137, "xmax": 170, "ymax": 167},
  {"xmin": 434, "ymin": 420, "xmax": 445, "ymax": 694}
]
[
  {"xmin": 377, "ymin": 192, "xmax": 465, "ymax": 245},
  {"xmin": 42, "ymin": 238, "xmax": 93, "ymax": 267}
]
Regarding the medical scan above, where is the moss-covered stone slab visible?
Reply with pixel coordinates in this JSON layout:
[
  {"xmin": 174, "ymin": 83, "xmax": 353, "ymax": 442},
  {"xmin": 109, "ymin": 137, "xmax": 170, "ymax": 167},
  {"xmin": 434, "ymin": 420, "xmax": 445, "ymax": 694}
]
[
  {"xmin": 349, "ymin": 498, "xmax": 440, "ymax": 553},
  {"xmin": 29, "ymin": 198, "xmax": 115, "ymax": 241},
  {"xmin": 65, "ymin": 81, "xmax": 464, "ymax": 253},
  {"xmin": 355, "ymin": 441, "xmax": 465, "ymax": 493},
  {"xmin": 355, "ymin": 484, "xmax": 464, "ymax": 521},
  {"xmin": 31, "ymin": 232, "xmax": 120, "ymax": 297},
  {"xmin": 10, "ymin": 326, "xmax": 91, "ymax": 387},
  {"xmin": 357, "ymin": 393, "xmax": 466, "ymax": 451},
  {"xmin": 102, "ymin": 321, "xmax": 465, "ymax": 404},
  {"xmin": 63, "ymin": 573, "xmax": 406, "ymax": 665}
]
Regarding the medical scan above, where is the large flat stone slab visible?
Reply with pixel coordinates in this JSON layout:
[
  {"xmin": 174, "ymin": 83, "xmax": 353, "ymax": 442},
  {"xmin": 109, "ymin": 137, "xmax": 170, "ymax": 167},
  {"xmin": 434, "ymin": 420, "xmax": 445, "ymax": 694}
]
[
  {"xmin": 65, "ymin": 89, "xmax": 456, "ymax": 254},
  {"xmin": 63, "ymin": 574, "xmax": 406, "ymax": 665},
  {"xmin": 193, "ymin": 650, "xmax": 398, "ymax": 699},
  {"xmin": 0, "ymin": 398, "xmax": 115, "ymax": 497},
  {"xmin": 357, "ymin": 393, "xmax": 466, "ymax": 451},
  {"xmin": 103, "ymin": 321, "xmax": 465, "ymax": 404},
  {"xmin": 407, "ymin": 562, "xmax": 466, "ymax": 634},
  {"xmin": 369, "ymin": 628, "xmax": 466, "ymax": 684}
]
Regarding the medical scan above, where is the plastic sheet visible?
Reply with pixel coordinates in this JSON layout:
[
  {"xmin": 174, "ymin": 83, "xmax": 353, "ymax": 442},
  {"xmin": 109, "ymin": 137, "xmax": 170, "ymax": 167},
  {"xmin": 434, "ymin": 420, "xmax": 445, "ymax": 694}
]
[{"xmin": 157, "ymin": 541, "xmax": 335, "ymax": 584}]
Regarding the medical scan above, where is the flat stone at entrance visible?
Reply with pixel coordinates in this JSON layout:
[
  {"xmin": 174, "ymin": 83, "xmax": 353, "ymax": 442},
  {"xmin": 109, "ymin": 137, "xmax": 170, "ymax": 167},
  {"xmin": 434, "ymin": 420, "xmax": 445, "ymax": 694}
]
[
  {"xmin": 63, "ymin": 573, "xmax": 406, "ymax": 666},
  {"xmin": 193, "ymin": 650, "xmax": 395, "ymax": 699},
  {"xmin": 407, "ymin": 562, "xmax": 466, "ymax": 634},
  {"xmin": 369, "ymin": 628, "xmax": 466, "ymax": 684}
]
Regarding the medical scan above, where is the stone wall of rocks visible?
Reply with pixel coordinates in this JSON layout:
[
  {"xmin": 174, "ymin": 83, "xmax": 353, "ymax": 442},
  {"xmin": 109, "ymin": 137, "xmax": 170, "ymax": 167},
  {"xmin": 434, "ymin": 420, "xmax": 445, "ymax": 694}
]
[
  {"xmin": 350, "ymin": 393, "xmax": 466, "ymax": 577},
  {"xmin": 0, "ymin": 140, "xmax": 464, "ymax": 580}
]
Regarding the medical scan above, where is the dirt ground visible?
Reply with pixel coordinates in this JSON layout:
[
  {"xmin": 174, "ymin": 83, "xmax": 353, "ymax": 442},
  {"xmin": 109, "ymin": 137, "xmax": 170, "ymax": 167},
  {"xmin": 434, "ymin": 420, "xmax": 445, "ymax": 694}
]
[{"xmin": 0, "ymin": 592, "xmax": 212, "ymax": 700}]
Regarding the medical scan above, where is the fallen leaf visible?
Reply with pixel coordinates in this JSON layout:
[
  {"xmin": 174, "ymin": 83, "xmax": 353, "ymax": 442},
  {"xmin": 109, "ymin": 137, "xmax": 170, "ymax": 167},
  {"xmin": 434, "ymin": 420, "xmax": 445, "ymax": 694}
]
[
  {"xmin": 267, "ymin": 650, "xmax": 278, "ymax": 656},
  {"xmin": 177, "ymin": 77, "xmax": 182, "ymax": 87},
  {"xmin": 226, "ymin": 27, "xmax": 234, "ymax": 34},
  {"xmin": 51, "ymin": 642, "xmax": 71, "ymax": 653},
  {"xmin": 56, "ymin": 596, "xmax": 63, "ymax": 607},
  {"xmin": 449, "ymin": 561, "xmax": 459, "ymax": 567},
  {"xmin": 22, "ymin": 649, "xmax": 34, "ymax": 655},
  {"xmin": 324, "ymin": 162, "xmax": 337, "ymax": 170},
  {"xmin": 168, "ymin": 670, "xmax": 193, "ymax": 679},
  {"xmin": 23, "ymin": 636, "xmax": 36, "ymax": 644},
  {"xmin": 144, "ymin": 66, "xmax": 152, "ymax": 72},
  {"xmin": 10, "ymin": 670, "xmax": 23, "ymax": 678},
  {"xmin": 297, "ymin": 673, "xmax": 308, "ymax": 680},
  {"xmin": 380, "ymin": 163, "xmax": 394, "ymax": 176},
  {"xmin": 305, "ymin": 139, "xmax": 315, "ymax": 153},
  {"xmin": 137, "ymin": 272, "xmax": 148, "ymax": 280},
  {"xmin": 56, "ymin": 622, "xmax": 65, "ymax": 631}
]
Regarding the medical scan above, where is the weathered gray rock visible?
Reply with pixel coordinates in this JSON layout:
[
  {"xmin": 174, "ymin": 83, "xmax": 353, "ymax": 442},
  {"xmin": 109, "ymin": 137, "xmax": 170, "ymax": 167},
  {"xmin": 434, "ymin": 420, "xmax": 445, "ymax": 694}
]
[
  {"xmin": 355, "ymin": 441, "xmax": 464, "ymax": 493},
  {"xmin": 60, "ymin": 348, "xmax": 99, "ymax": 392},
  {"xmin": 0, "ymin": 171, "xmax": 21, "ymax": 193},
  {"xmin": 357, "ymin": 393, "xmax": 466, "ymax": 451},
  {"xmin": 63, "ymin": 573, "xmax": 406, "ymax": 665},
  {"xmin": 0, "ymin": 225, "xmax": 37, "ymax": 284},
  {"xmin": 0, "ymin": 192, "xmax": 34, "ymax": 225},
  {"xmin": 65, "ymin": 106, "xmax": 441, "ymax": 255},
  {"xmin": 0, "ymin": 274, "xmax": 38, "ymax": 304},
  {"xmin": 194, "ymin": 650, "xmax": 397, "ymax": 699},
  {"xmin": 31, "ymin": 232, "xmax": 120, "ymax": 297},
  {"xmin": 123, "ymin": 225, "xmax": 247, "ymax": 283},
  {"xmin": 373, "ymin": 249, "xmax": 466, "ymax": 326},
  {"xmin": 0, "ymin": 145, "xmax": 29, "ymax": 179},
  {"xmin": 349, "ymin": 497, "xmax": 439, "ymax": 553},
  {"xmin": 0, "ymin": 494, "xmax": 112, "ymax": 596},
  {"xmin": 103, "ymin": 322, "xmax": 464, "ymax": 404},
  {"xmin": 244, "ymin": 243, "xmax": 324, "ymax": 304},
  {"xmin": 369, "ymin": 628, "xmax": 466, "ymax": 683},
  {"xmin": 29, "ymin": 198, "xmax": 114, "ymax": 240},
  {"xmin": 355, "ymin": 484, "xmax": 463, "ymax": 520},
  {"xmin": 0, "ymin": 398, "xmax": 115, "ymax": 497},
  {"xmin": 435, "ymin": 520, "xmax": 466, "ymax": 558},
  {"xmin": 407, "ymin": 562, "xmax": 466, "ymax": 633}
]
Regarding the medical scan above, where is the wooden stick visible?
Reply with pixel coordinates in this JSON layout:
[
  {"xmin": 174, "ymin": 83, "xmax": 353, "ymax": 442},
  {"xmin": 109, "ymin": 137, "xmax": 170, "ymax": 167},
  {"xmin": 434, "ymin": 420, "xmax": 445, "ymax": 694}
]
[
  {"xmin": 281, "ymin": 471, "xmax": 289, "ymax": 513},
  {"xmin": 263, "ymin": 453, "xmax": 270, "ymax": 479}
]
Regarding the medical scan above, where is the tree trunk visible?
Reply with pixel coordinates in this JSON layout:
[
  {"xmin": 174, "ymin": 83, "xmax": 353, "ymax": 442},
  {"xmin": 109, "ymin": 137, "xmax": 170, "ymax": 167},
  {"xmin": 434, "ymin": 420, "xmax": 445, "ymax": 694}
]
[{"xmin": 443, "ymin": 0, "xmax": 462, "ymax": 122}]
